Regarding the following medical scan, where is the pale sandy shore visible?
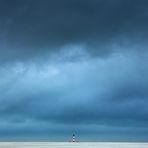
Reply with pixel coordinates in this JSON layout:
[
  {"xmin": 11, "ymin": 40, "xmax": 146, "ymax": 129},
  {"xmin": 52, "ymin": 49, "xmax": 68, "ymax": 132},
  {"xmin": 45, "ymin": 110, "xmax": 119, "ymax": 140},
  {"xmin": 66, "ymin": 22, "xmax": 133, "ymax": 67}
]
[{"xmin": 0, "ymin": 142, "xmax": 148, "ymax": 148}]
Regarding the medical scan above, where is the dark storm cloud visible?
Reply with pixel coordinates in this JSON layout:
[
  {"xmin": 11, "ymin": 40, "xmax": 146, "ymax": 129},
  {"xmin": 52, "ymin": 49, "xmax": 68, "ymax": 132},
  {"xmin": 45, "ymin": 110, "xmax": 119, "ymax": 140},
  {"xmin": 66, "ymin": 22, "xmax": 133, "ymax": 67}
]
[
  {"xmin": 0, "ymin": 0, "xmax": 148, "ymax": 63},
  {"xmin": 0, "ymin": 0, "xmax": 148, "ymax": 141}
]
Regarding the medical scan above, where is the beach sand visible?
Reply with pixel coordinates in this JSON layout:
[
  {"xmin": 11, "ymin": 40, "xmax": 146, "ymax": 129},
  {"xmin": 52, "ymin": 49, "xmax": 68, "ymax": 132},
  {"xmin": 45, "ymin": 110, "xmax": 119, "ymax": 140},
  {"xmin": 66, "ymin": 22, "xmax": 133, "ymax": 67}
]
[{"xmin": 0, "ymin": 142, "xmax": 148, "ymax": 148}]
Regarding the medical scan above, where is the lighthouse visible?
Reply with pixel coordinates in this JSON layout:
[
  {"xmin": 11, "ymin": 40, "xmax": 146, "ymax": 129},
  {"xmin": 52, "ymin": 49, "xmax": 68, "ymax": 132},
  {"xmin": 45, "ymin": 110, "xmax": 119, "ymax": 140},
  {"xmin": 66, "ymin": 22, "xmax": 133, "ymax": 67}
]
[
  {"xmin": 72, "ymin": 134, "xmax": 76, "ymax": 142},
  {"xmin": 69, "ymin": 134, "xmax": 78, "ymax": 142}
]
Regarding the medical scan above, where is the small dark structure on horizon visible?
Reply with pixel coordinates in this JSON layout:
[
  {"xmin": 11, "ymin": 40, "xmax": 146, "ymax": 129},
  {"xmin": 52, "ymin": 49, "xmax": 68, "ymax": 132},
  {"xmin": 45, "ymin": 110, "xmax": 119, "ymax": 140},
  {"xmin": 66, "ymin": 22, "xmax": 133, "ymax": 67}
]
[{"xmin": 69, "ymin": 134, "xmax": 78, "ymax": 142}]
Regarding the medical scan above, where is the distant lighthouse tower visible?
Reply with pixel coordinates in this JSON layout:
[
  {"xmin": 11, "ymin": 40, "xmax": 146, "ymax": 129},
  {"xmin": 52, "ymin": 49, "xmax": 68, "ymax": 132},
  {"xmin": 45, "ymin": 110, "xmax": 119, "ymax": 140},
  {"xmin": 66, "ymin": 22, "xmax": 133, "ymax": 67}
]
[
  {"xmin": 69, "ymin": 134, "xmax": 78, "ymax": 142},
  {"xmin": 72, "ymin": 134, "xmax": 76, "ymax": 142}
]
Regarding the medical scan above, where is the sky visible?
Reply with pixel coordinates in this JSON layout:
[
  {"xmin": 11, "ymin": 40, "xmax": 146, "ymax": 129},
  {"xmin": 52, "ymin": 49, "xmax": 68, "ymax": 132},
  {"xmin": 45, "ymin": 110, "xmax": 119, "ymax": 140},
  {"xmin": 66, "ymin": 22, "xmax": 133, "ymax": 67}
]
[{"xmin": 0, "ymin": 0, "xmax": 148, "ymax": 142}]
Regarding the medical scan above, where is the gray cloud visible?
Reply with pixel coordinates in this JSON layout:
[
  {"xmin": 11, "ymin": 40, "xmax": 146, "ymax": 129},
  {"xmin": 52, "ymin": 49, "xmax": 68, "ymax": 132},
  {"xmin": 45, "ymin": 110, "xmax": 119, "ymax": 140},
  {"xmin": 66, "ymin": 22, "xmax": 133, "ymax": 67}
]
[
  {"xmin": 0, "ymin": 51, "xmax": 148, "ymax": 140},
  {"xmin": 0, "ymin": 0, "xmax": 148, "ymax": 141},
  {"xmin": 0, "ymin": 0, "xmax": 148, "ymax": 63}
]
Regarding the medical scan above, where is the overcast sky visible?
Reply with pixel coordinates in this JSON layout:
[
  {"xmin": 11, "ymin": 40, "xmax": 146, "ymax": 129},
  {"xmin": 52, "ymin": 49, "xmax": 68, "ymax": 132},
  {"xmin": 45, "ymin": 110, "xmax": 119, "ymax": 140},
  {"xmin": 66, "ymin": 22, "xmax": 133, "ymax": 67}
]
[{"xmin": 0, "ymin": 0, "xmax": 148, "ymax": 142}]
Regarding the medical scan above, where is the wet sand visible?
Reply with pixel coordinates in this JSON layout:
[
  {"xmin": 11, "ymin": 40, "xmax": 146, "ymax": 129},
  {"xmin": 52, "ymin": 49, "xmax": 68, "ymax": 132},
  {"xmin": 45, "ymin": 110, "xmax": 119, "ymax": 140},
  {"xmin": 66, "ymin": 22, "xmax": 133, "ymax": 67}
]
[{"xmin": 0, "ymin": 142, "xmax": 148, "ymax": 148}]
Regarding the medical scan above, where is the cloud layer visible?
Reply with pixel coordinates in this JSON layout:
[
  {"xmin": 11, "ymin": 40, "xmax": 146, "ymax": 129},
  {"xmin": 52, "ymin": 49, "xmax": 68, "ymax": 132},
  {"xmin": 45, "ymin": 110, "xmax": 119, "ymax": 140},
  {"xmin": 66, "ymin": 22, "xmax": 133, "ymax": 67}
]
[
  {"xmin": 0, "ymin": 0, "xmax": 148, "ymax": 141},
  {"xmin": 0, "ymin": 0, "xmax": 148, "ymax": 63}
]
